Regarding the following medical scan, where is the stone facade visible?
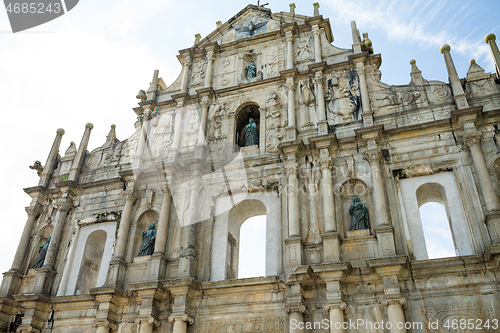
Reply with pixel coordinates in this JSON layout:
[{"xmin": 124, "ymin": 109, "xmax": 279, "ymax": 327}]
[{"xmin": 2, "ymin": 3, "xmax": 500, "ymax": 333}]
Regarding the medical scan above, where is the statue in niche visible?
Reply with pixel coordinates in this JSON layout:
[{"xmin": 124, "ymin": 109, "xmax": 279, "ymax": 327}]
[
  {"xmin": 138, "ymin": 224, "xmax": 156, "ymax": 256},
  {"xmin": 296, "ymin": 38, "xmax": 313, "ymax": 62},
  {"xmin": 32, "ymin": 237, "xmax": 50, "ymax": 269},
  {"xmin": 244, "ymin": 118, "xmax": 258, "ymax": 146},
  {"xmin": 245, "ymin": 61, "xmax": 257, "ymax": 80},
  {"xmin": 361, "ymin": 32, "xmax": 373, "ymax": 54},
  {"xmin": 349, "ymin": 196, "xmax": 369, "ymax": 231}
]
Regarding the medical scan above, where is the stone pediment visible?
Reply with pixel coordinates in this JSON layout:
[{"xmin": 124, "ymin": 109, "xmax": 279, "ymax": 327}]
[{"xmin": 195, "ymin": 5, "xmax": 308, "ymax": 47}]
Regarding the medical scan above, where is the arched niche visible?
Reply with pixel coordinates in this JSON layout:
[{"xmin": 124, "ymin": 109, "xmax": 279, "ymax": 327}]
[
  {"xmin": 235, "ymin": 103, "xmax": 260, "ymax": 148},
  {"xmin": 399, "ymin": 173, "xmax": 473, "ymax": 260},
  {"xmin": 28, "ymin": 224, "xmax": 53, "ymax": 271},
  {"xmin": 74, "ymin": 230, "xmax": 106, "ymax": 295},
  {"xmin": 211, "ymin": 192, "xmax": 281, "ymax": 281},
  {"xmin": 60, "ymin": 221, "xmax": 116, "ymax": 296},
  {"xmin": 132, "ymin": 210, "xmax": 159, "ymax": 259},
  {"xmin": 339, "ymin": 179, "xmax": 373, "ymax": 235}
]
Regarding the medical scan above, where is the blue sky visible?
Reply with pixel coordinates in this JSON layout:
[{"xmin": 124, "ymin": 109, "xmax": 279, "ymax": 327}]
[{"xmin": 0, "ymin": 0, "xmax": 498, "ymax": 279}]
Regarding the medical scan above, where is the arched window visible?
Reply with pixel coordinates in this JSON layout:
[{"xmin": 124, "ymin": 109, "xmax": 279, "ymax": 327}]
[
  {"xmin": 399, "ymin": 173, "xmax": 473, "ymax": 260},
  {"xmin": 419, "ymin": 202, "xmax": 456, "ymax": 259},
  {"xmin": 416, "ymin": 183, "xmax": 456, "ymax": 259},
  {"xmin": 75, "ymin": 230, "xmax": 106, "ymax": 295},
  {"xmin": 235, "ymin": 104, "xmax": 260, "ymax": 149},
  {"xmin": 238, "ymin": 215, "xmax": 266, "ymax": 279}
]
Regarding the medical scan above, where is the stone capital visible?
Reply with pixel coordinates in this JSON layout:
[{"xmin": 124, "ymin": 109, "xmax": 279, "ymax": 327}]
[
  {"xmin": 323, "ymin": 301, "xmax": 347, "ymax": 312},
  {"xmin": 93, "ymin": 320, "xmax": 117, "ymax": 330},
  {"xmin": 311, "ymin": 24, "xmax": 320, "ymax": 35},
  {"xmin": 355, "ymin": 62, "xmax": 366, "ymax": 73},
  {"xmin": 383, "ymin": 297, "xmax": 407, "ymax": 309},
  {"xmin": 161, "ymin": 184, "xmax": 171, "ymax": 196},
  {"xmin": 285, "ymin": 30, "xmax": 294, "ymax": 41},
  {"xmin": 364, "ymin": 149, "xmax": 381, "ymax": 163},
  {"xmin": 463, "ymin": 131, "xmax": 482, "ymax": 147},
  {"xmin": 25, "ymin": 204, "xmax": 42, "ymax": 216},
  {"xmin": 286, "ymin": 77, "xmax": 295, "ymax": 89},
  {"xmin": 318, "ymin": 157, "xmax": 331, "ymax": 171},
  {"xmin": 314, "ymin": 70, "xmax": 324, "ymax": 81},
  {"xmin": 286, "ymin": 303, "xmax": 307, "ymax": 314},
  {"xmin": 168, "ymin": 313, "xmax": 194, "ymax": 325},
  {"xmin": 123, "ymin": 189, "xmax": 139, "ymax": 202},
  {"xmin": 54, "ymin": 200, "xmax": 72, "ymax": 213},
  {"xmin": 284, "ymin": 162, "xmax": 299, "ymax": 176},
  {"xmin": 140, "ymin": 317, "xmax": 159, "ymax": 327}
]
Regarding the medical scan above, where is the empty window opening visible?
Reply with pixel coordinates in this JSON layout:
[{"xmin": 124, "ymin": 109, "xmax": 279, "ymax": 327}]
[
  {"xmin": 74, "ymin": 230, "xmax": 106, "ymax": 294},
  {"xmin": 417, "ymin": 182, "xmax": 457, "ymax": 259},
  {"xmin": 238, "ymin": 215, "xmax": 266, "ymax": 279}
]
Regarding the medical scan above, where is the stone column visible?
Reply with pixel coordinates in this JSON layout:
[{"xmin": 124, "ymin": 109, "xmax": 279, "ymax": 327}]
[
  {"xmin": 11, "ymin": 204, "xmax": 42, "ymax": 272},
  {"xmin": 324, "ymin": 303, "xmax": 346, "ymax": 333},
  {"xmin": 365, "ymin": 149, "xmax": 389, "ymax": 227},
  {"xmin": 464, "ymin": 131, "xmax": 500, "ymax": 243},
  {"xmin": 39, "ymin": 128, "xmax": 65, "ymax": 188},
  {"xmin": 68, "ymin": 123, "xmax": 93, "ymax": 181},
  {"xmin": 114, "ymin": 189, "xmax": 137, "ymax": 260},
  {"xmin": 289, "ymin": 305, "xmax": 306, "ymax": 333},
  {"xmin": 43, "ymin": 200, "xmax": 72, "ymax": 269},
  {"xmin": 286, "ymin": 31, "xmax": 294, "ymax": 69},
  {"xmin": 287, "ymin": 77, "xmax": 296, "ymax": 127},
  {"xmin": 306, "ymin": 164, "xmax": 321, "ymax": 244},
  {"xmin": 154, "ymin": 186, "xmax": 171, "ymax": 255},
  {"xmin": 197, "ymin": 97, "xmax": 210, "ymax": 145},
  {"xmin": 440, "ymin": 44, "xmax": 469, "ymax": 109},
  {"xmin": 465, "ymin": 132, "xmax": 500, "ymax": 212},
  {"xmin": 204, "ymin": 50, "xmax": 215, "ymax": 87},
  {"xmin": 172, "ymin": 104, "xmax": 184, "ymax": 150},
  {"xmin": 180, "ymin": 55, "xmax": 191, "ymax": 93},
  {"xmin": 320, "ymin": 158, "xmax": 335, "ymax": 232},
  {"xmin": 365, "ymin": 149, "xmax": 396, "ymax": 257},
  {"xmin": 315, "ymin": 71, "xmax": 326, "ymax": 122},
  {"xmin": 385, "ymin": 298, "xmax": 407, "ymax": 333},
  {"xmin": 355, "ymin": 63, "xmax": 373, "ymax": 126},
  {"xmin": 139, "ymin": 318, "xmax": 158, "ymax": 333},
  {"xmin": 136, "ymin": 116, "xmax": 151, "ymax": 159},
  {"xmin": 312, "ymin": 25, "xmax": 322, "ymax": 63},
  {"xmin": 168, "ymin": 314, "xmax": 194, "ymax": 333},
  {"xmin": 285, "ymin": 163, "xmax": 300, "ymax": 237}
]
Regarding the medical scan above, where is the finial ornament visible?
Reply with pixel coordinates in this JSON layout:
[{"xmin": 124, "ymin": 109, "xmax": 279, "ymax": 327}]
[
  {"xmin": 85, "ymin": 123, "xmax": 94, "ymax": 129},
  {"xmin": 440, "ymin": 44, "xmax": 451, "ymax": 54},
  {"xmin": 57, "ymin": 128, "xmax": 65, "ymax": 135},
  {"xmin": 485, "ymin": 33, "xmax": 496, "ymax": 43}
]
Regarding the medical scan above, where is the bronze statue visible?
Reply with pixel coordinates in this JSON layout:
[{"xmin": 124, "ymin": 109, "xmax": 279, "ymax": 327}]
[
  {"xmin": 244, "ymin": 118, "xmax": 258, "ymax": 146},
  {"xmin": 138, "ymin": 224, "xmax": 156, "ymax": 256},
  {"xmin": 245, "ymin": 62, "xmax": 256, "ymax": 79},
  {"xmin": 32, "ymin": 237, "xmax": 50, "ymax": 269},
  {"xmin": 349, "ymin": 196, "xmax": 369, "ymax": 230}
]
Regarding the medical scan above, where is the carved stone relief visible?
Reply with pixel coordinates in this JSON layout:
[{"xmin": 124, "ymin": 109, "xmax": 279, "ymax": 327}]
[
  {"xmin": 326, "ymin": 70, "xmax": 361, "ymax": 123},
  {"xmin": 296, "ymin": 37, "xmax": 313, "ymax": 63},
  {"xmin": 191, "ymin": 61, "xmax": 206, "ymax": 87},
  {"xmin": 265, "ymin": 110, "xmax": 286, "ymax": 153},
  {"xmin": 423, "ymin": 304, "xmax": 495, "ymax": 333},
  {"xmin": 298, "ymin": 79, "xmax": 316, "ymax": 128}
]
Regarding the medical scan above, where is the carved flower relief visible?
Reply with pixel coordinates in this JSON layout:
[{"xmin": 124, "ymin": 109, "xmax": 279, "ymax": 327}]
[{"xmin": 191, "ymin": 61, "xmax": 206, "ymax": 86}]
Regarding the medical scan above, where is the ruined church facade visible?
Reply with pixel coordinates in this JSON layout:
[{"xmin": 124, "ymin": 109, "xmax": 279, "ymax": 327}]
[{"xmin": 2, "ymin": 3, "xmax": 500, "ymax": 333}]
